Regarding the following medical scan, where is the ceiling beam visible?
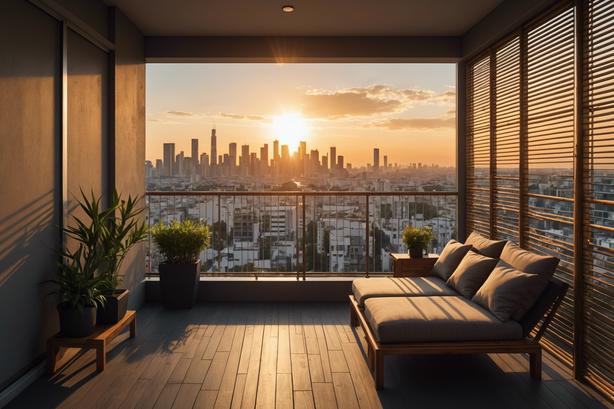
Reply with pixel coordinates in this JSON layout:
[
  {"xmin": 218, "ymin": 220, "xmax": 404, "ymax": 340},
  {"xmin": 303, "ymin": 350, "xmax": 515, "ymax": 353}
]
[{"xmin": 145, "ymin": 36, "xmax": 462, "ymax": 63}]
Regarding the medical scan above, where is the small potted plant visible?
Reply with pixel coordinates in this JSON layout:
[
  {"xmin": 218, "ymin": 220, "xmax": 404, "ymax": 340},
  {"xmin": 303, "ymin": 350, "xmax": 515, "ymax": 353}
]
[
  {"xmin": 401, "ymin": 226, "xmax": 433, "ymax": 259},
  {"xmin": 50, "ymin": 245, "xmax": 107, "ymax": 337},
  {"xmin": 151, "ymin": 219, "xmax": 210, "ymax": 308},
  {"xmin": 65, "ymin": 190, "xmax": 147, "ymax": 324}
]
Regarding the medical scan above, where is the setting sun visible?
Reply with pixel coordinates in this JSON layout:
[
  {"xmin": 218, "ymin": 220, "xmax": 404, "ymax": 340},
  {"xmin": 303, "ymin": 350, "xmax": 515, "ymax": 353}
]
[{"xmin": 271, "ymin": 112, "xmax": 309, "ymax": 152}]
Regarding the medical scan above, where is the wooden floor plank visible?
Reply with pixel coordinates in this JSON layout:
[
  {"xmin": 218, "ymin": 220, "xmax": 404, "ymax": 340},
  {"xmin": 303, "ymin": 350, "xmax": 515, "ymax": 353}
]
[
  {"xmin": 214, "ymin": 325, "xmax": 246, "ymax": 409},
  {"xmin": 312, "ymin": 383, "xmax": 338, "ymax": 409},
  {"xmin": 276, "ymin": 373, "xmax": 294, "ymax": 409},
  {"xmin": 292, "ymin": 353, "xmax": 312, "ymax": 391},
  {"xmin": 255, "ymin": 335, "xmax": 278, "ymax": 409},
  {"xmin": 203, "ymin": 325, "xmax": 226, "ymax": 360},
  {"xmin": 328, "ymin": 350, "xmax": 349, "ymax": 373},
  {"xmin": 203, "ymin": 351, "xmax": 230, "ymax": 390},
  {"xmin": 332, "ymin": 373, "xmax": 360, "ymax": 409},
  {"xmin": 240, "ymin": 323, "xmax": 264, "ymax": 409},
  {"xmin": 193, "ymin": 390, "xmax": 218, "ymax": 409},
  {"xmin": 153, "ymin": 383, "xmax": 181, "ymax": 409},
  {"xmin": 237, "ymin": 325, "xmax": 254, "ymax": 375},
  {"xmin": 277, "ymin": 322, "xmax": 291, "ymax": 374},
  {"xmin": 172, "ymin": 383, "xmax": 201, "ymax": 409},
  {"xmin": 230, "ymin": 374, "xmax": 247, "ymax": 409},
  {"xmin": 313, "ymin": 324, "xmax": 333, "ymax": 383},
  {"xmin": 184, "ymin": 358, "xmax": 212, "ymax": 384},
  {"xmin": 168, "ymin": 358, "xmax": 191, "ymax": 384},
  {"xmin": 308, "ymin": 354, "xmax": 325, "ymax": 383},
  {"xmin": 294, "ymin": 391, "xmax": 316, "ymax": 409},
  {"xmin": 341, "ymin": 342, "xmax": 381, "ymax": 409}
]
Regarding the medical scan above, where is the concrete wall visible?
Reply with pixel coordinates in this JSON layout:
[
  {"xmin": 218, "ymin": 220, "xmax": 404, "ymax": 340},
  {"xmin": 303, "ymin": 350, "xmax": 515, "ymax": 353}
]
[
  {"xmin": 0, "ymin": 0, "xmax": 62, "ymax": 392},
  {"xmin": 0, "ymin": 0, "xmax": 145, "ymax": 393},
  {"xmin": 112, "ymin": 8, "xmax": 147, "ymax": 308}
]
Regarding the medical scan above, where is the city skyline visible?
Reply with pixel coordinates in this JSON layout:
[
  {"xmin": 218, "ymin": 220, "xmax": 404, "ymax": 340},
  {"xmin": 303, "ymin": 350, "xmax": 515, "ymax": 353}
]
[
  {"xmin": 147, "ymin": 128, "xmax": 441, "ymax": 181},
  {"xmin": 146, "ymin": 63, "xmax": 456, "ymax": 166}
]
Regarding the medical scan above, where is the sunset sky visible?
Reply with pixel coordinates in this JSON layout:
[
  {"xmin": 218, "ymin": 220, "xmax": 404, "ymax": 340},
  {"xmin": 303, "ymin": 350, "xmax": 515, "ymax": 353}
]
[{"xmin": 146, "ymin": 63, "xmax": 456, "ymax": 167}]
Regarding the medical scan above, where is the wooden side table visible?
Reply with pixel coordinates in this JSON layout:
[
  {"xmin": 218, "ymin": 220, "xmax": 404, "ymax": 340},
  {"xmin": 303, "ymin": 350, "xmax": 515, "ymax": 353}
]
[
  {"xmin": 47, "ymin": 310, "xmax": 136, "ymax": 373},
  {"xmin": 390, "ymin": 253, "xmax": 437, "ymax": 277}
]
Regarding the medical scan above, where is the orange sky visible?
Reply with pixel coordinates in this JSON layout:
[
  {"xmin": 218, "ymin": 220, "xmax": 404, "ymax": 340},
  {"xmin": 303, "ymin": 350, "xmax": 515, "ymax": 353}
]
[{"xmin": 146, "ymin": 63, "xmax": 456, "ymax": 167}]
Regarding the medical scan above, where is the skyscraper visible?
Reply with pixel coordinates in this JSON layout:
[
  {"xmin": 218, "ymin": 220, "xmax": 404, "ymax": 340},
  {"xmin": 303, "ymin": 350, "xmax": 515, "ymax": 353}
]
[
  {"xmin": 241, "ymin": 144, "xmax": 250, "ymax": 175},
  {"xmin": 384, "ymin": 155, "xmax": 388, "ymax": 168},
  {"xmin": 229, "ymin": 142, "xmax": 237, "ymax": 167},
  {"xmin": 210, "ymin": 128, "xmax": 217, "ymax": 167},
  {"xmin": 191, "ymin": 138, "xmax": 199, "ymax": 167},
  {"xmin": 337, "ymin": 155, "xmax": 344, "ymax": 169},
  {"xmin": 330, "ymin": 146, "xmax": 337, "ymax": 170},
  {"xmin": 322, "ymin": 155, "xmax": 328, "ymax": 170},
  {"xmin": 261, "ymin": 144, "xmax": 269, "ymax": 169},
  {"xmin": 163, "ymin": 143, "xmax": 175, "ymax": 176},
  {"xmin": 373, "ymin": 148, "xmax": 380, "ymax": 170},
  {"xmin": 273, "ymin": 140, "xmax": 280, "ymax": 162}
]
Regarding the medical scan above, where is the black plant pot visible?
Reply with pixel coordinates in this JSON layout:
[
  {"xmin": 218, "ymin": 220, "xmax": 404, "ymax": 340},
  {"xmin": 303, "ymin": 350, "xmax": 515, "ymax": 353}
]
[
  {"xmin": 159, "ymin": 261, "xmax": 200, "ymax": 309},
  {"xmin": 408, "ymin": 247, "xmax": 424, "ymax": 259},
  {"xmin": 57, "ymin": 304, "xmax": 97, "ymax": 337},
  {"xmin": 97, "ymin": 289, "xmax": 130, "ymax": 324}
]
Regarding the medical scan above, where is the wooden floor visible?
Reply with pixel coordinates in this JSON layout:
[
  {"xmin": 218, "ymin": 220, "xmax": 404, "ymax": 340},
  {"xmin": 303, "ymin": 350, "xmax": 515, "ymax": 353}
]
[{"xmin": 8, "ymin": 303, "xmax": 610, "ymax": 409}]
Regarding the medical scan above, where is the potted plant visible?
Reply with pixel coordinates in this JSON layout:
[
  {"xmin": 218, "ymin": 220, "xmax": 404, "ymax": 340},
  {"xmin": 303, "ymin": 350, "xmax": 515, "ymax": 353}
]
[
  {"xmin": 64, "ymin": 190, "xmax": 146, "ymax": 324},
  {"xmin": 401, "ymin": 226, "xmax": 433, "ymax": 259},
  {"xmin": 50, "ymin": 244, "xmax": 107, "ymax": 337},
  {"xmin": 150, "ymin": 220, "xmax": 210, "ymax": 308}
]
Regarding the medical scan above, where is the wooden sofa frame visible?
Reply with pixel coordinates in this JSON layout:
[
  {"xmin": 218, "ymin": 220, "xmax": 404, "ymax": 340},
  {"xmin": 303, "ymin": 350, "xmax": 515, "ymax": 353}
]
[{"xmin": 349, "ymin": 278, "xmax": 569, "ymax": 389}]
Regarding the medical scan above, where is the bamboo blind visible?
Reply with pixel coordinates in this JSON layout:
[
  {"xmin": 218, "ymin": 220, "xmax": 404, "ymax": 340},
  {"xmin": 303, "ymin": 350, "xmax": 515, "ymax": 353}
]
[
  {"xmin": 464, "ymin": 1, "xmax": 614, "ymax": 394},
  {"xmin": 583, "ymin": 0, "xmax": 614, "ymax": 397}
]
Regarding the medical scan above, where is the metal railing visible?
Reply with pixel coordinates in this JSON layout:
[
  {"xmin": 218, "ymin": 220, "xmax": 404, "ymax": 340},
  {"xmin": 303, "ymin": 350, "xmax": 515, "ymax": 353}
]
[{"xmin": 146, "ymin": 191, "xmax": 458, "ymax": 279}]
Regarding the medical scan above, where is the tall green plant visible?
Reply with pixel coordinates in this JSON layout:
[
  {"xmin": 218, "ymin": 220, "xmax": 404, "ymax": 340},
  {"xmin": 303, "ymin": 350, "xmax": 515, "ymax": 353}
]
[
  {"xmin": 64, "ymin": 189, "xmax": 147, "ymax": 292},
  {"xmin": 150, "ymin": 220, "xmax": 211, "ymax": 264}
]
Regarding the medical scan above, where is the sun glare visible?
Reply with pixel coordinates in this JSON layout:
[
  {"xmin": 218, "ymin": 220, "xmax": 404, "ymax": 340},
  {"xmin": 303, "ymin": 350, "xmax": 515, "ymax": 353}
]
[{"xmin": 271, "ymin": 112, "xmax": 309, "ymax": 152}]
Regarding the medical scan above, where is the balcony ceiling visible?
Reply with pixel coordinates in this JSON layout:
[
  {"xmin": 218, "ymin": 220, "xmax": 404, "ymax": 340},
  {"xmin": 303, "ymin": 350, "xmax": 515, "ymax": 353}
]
[{"xmin": 104, "ymin": 0, "xmax": 503, "ymax": 36}]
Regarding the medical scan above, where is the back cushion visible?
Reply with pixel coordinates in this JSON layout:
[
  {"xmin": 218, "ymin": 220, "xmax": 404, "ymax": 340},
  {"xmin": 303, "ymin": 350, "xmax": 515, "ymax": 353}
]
[
  {"xmin": 499, "ymin": 242, "xmax": 559, "ymax": 282},
  {"xmin": 447, "ymin": 251, "xmax": 499, "ymax": 298},
  {"xmin": 465, "ymin": 232, "xmax": 507, "ymax": 259},
  {"xmin": 432, "ymin": 240, "xmax": 472, "ymax": 281},
  {"xmin": 473, "ymin": 261, "xmax": 550, "ymax": 321}
]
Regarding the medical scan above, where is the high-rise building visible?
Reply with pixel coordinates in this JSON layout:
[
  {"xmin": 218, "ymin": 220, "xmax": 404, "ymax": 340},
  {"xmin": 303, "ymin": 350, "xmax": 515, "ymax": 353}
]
[
  {"xmin": 200, "ymin": 153, "xmax": 209, "ymax": 176},
  {"xmin": 241, "ymin": 144, "xmax": 250, "ymax": 175},
  {"xmin": 373, "ymin": 148, "xmax": 380, "ymax": 170},
  {"xmin": 261, "ymin": 144, "xmax": 269, "ymax": 169},
  {"xmin": 155, "ymin": 159, "xmax": 163, "ymax": 177},
  {"xmin": 337, "ymin": 155, "xmax": 344, "ymax": 169},
  {"xmin": 384, "ymin": 155, "xmax": 388, "ymax": 168},
  {"xmin": 299, "ymin": 141, "xmax": 307, "ymax": 158},
  {"xmin": 176, "ymin": 151, "xmax": 185, "ymax": 176},
  {"xmin": 210, "ymin": 128, "xmax": 217, "ymax": 166},
  {"xmin": 322, "ymin": 155, "xmax": 328, "ymax": 170},
  {"xmin": 229, "ymin": 142, "xmax": 237, "ymax": 167},
  {"xmin": 163, "ymin": 143, "xmax": 175, "ymax": 176},
  {"xmin": 273, "ymin": 140, "xmax": 280, "ymax": 161},
  {"xmin": 330, "ymin": 147, "xmax": 337, "ymax": 170},
  {"xmin": 191, "ymin": 138, "xmax": 199, "ymax": 167}
]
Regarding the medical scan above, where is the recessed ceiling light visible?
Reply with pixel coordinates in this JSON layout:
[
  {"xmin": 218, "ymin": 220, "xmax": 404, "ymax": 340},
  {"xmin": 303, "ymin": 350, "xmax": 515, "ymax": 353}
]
[{"xmin": 282, "ymin": 5, "xmax": 295, "ymax": 13}]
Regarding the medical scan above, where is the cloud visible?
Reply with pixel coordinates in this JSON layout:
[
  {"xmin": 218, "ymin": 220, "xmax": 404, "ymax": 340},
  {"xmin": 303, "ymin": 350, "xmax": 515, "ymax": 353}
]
[
  {"xmin": 300, "ymin": 85, "xmax": 455, "ymax": 119},
  {"xmin": 371, "ymin": 116, "xmax": 455, "ymax": 130},
  {"xmin": 167, "ymin": 110, "xmax": 194, "ymax": 117},
  {"xmin": 220, "ymin": 112, "xmax": 265, "ymax": 121}
]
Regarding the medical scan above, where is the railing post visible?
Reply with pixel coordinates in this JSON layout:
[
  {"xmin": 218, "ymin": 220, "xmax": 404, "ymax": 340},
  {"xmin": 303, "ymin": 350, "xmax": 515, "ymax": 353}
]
[
  {"xmin": 302, "ymin": 194, "xmax": 306, "ymax": 280},
  {"xmin": 217, "ymin": 194, "xmax": 221, "ymax": 272},
  {"xmin": 365, "ymin": 194, "xmax": 370, "ymax": 278},
  {"xmin": 295, "ymin": 194, "xmax": 300, "ymax": 280}
]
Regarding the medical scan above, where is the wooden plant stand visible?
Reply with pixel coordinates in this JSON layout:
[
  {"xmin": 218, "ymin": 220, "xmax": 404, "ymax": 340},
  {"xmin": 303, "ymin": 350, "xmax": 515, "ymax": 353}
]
[
  {"xmin": 390, "ymin": 253, "xmax": 437, "ymax": 277},
  {"xmin": 47, "ymin": 310, "xmax": 136, "ymax": 373}
]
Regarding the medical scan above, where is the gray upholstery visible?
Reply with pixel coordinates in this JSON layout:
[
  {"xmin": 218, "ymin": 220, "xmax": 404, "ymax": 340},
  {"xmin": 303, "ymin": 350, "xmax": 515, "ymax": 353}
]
[
  {"xmin": 364, "ymin": 296, "xmax": 523, "ymax": 344},
  {"xmin": 432, "ymin": 240, "xmax": 473, "ymax": 281},
  {"xmin": 465, "ymin": 232, "xmax": 507, "ymax": 259},
  {"xmin": 352, "ymin": 276, "xmax": 457, "ymax": 306},
  {"xmin": 499, "ymin": 242, "xmax": 559, "ymax": 281},
  {"xmin": 472, "ymin": 261, "xmax": 550, "ymax": 322},
  {"xmin": 446, "ymin": 250, "xmax": 498, "ymax": 298}
]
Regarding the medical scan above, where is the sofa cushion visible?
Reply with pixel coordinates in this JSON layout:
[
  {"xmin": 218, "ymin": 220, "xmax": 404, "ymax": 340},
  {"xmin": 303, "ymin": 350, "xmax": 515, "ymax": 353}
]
[
  {"xmin": 446, "ymin": 251, "xmax": 498, "ymax": 298},
  {"xmin": 364, "ymin": 296, "xmax": 523, "ymax": 344},
  {"xmin": 472, "ymin": 261, "xmax": 550, "ymax": 321},
  {"xmin": 465, "ymin": 232, "xmax": 507, "ymax": 259},
  {"xmin": 432, "ymin": 240, "xmax": 473, "ymax": 281},
  {"xmin": 499, "ymin": 242, "xmax": 559, "ymax": 282},
  {"xmin": 352, "ymin": 276, "xmax": 457, "ymax": 306}
]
